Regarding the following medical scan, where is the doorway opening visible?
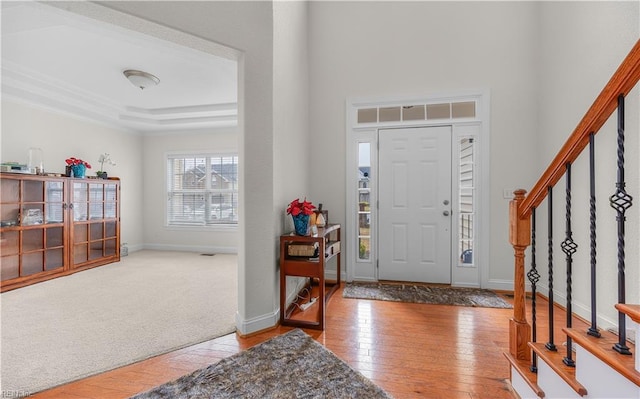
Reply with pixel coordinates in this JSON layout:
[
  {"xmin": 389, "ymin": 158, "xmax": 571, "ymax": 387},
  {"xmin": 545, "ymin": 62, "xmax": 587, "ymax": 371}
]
[{"xmin": 346, "ymin": 91, "xmax": 490, "ymax": 288}]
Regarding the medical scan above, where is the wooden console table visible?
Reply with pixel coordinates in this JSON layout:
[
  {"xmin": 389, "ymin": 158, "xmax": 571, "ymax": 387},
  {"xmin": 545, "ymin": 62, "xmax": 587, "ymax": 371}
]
[{"xmin": 279, "ymin": 224, "xmax": 341, "ymax": 330}]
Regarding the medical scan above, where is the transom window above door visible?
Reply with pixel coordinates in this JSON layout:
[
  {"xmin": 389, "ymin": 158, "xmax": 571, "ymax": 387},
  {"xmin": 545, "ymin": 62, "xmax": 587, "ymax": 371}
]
[{"xmin": 357, "ymin": 100, "xmax": 477, "ymax": 124}]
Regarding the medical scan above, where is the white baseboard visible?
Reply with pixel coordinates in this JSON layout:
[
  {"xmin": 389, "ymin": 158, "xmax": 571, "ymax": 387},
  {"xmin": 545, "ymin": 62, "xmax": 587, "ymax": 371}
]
[
  {"xmin": 235, "ymin": 309, "xmax": 279, "ymax": 336},
  {"xmin": 451, "ymin": 282, "xmax": 480, "ymax": 288},
  {"xmin": 325, "ymin": 270, "xmax": 339, "ymax": 281},
  {"xmin": 142, "ymin": 243, "xmax": 237, "ymax": 254},
  {"xmin": 534, "ymin": 285, "xmax": 619, "ymax": 334},
  {"xmin": 348, "ymin": 276, "xmax": 378, "ymax": 283},
  {"xmin": 285, "ymin": 277, "xmax": 309, "ymax": 307},
  {"xmin": 485, "ymin": 278, "xmax": 521, "ymax": 292},
  {"xmin": 125, "ymin": 243, "xmax": 145, "ymax": 254}
]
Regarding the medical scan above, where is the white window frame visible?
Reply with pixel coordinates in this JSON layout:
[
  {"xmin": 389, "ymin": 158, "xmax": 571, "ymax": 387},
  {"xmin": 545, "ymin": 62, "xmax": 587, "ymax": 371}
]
[{"xmin": 165, "ymin": 152, "xmax": 238, "ymax": 229}]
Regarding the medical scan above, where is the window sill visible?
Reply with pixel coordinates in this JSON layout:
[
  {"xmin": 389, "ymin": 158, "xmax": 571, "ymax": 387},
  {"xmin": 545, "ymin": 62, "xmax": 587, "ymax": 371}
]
[{"xmin": 165, "ymin": 224, "xmax": 238, "ymax": 232}]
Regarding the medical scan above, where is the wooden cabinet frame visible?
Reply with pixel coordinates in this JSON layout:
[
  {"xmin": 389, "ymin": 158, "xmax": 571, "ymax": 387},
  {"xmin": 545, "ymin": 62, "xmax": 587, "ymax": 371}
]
[
  {"xmin": 279, "ymin": 224, "xmax": 341, "ymax": 330},
  {"xmin": 0, "ymin": 173, "xmax": 120, "ymax": 292}
]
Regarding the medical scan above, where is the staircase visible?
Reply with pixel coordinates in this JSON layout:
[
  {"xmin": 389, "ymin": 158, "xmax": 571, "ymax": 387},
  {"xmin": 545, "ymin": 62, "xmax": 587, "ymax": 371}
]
[
  {"xmin": 507, "ymin": 305, "xmax": 639, "ymax": 398},
  {"xmin": 506, "ymin": 40, "xmax": 640, "ymax": 398}
]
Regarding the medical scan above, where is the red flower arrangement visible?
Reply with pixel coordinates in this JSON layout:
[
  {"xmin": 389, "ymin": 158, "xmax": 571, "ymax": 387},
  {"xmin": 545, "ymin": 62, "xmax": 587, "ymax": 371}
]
[
  {"xmin": 286, "ymin": 198, "xmax": 315, "ymax": 216},
  {"xmin": 65, "ymin": 157, "xmax": 91, "ymax": 169}
]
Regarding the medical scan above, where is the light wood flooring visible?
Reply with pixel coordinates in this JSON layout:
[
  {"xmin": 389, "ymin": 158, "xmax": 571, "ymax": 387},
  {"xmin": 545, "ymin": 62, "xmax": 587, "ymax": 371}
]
[{"xmin": 29, "ymin": 287, "xmax": 574, "ymax": 399}]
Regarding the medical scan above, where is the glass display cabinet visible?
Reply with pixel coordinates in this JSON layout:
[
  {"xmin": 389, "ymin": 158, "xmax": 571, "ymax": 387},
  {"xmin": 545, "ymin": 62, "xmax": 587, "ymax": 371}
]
[{"xmin": 0, "ymin": 173, "xmax": 120, "ymax": 292}]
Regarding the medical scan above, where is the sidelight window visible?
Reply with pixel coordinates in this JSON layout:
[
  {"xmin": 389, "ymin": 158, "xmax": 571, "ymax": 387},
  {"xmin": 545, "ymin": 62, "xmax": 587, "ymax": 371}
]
[
  {"xmin": 458, "ymin": 138, "xmax": 474, "ymax": 266},
  {"xmin": 357, "ymin": 142, "xmax": 371, "ymax": 261}
]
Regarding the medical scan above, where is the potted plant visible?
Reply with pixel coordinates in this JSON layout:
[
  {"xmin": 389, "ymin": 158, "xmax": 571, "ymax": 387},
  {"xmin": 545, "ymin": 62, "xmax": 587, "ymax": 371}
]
[
  {"xmin": 65, "ymin": 157, "xmax": 91, "ymax": 178},
  {"xmin": 96, "ymin": 153, "xmax": 116, "ymax": 179},
  {"xmin": 286, "ymin": 198, "xmax": 316, "ymax": 235}
]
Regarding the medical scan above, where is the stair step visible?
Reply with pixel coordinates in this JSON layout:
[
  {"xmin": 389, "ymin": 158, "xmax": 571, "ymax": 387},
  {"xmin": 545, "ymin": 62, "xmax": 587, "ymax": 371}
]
[
  {"xmin": 616, "ymin": 303, "xmax": 640, "ymax": 324},
  {"xmin": 529, "ymin": 342, "xmax": 588, "ymax": 396},
  {"xmin": 616, "ymin": 303, "xmax": 640, "ymax": 372},
  {"xmin": 504, "ymin": 352, "xmax": 545, "ymax": 398},
  {"xmin": 564, "ymin": 327, "xmax": 639, "ymax": 387}
]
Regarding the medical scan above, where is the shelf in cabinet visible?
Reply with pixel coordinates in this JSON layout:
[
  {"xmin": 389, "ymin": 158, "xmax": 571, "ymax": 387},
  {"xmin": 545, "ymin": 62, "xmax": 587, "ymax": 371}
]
[
  {"xmin": 0, "ymin": 173, "xmax": 120, "ymax": 292},
  {"xmin": 279, "ymin": 224, "xmax": 340, "ymax": 330}
]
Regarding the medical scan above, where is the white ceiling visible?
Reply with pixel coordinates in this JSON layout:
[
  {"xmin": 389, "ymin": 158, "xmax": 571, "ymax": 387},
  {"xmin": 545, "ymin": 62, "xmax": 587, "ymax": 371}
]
[{"xmin": 1, "ymin": 2, "xmax": 238, "ymax": 134}]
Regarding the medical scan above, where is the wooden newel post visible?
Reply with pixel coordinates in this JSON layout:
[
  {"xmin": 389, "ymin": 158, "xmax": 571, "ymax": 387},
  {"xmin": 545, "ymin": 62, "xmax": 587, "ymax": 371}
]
[{"xmin": 509, "ymin": 189, "xmax": 532, "ymax": 361}]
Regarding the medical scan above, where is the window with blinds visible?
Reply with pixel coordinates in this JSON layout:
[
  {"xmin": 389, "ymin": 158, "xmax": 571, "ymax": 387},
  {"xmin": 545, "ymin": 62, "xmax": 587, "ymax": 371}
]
[{"xmin": 166, "ymin": 155, "xmax": 238, "ymax": 226}]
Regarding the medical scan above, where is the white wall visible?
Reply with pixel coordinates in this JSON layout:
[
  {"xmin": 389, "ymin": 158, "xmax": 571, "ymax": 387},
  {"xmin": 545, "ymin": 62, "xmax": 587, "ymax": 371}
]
[
  {"xmin": 10, "ymin": 1, "xmax": 637, "ymax": 337},
  {"xmin": 536, "ymin": 1, "xmax": 639, "ymax": 331},
  {"xmin": 141, "ymin": 129, "xmax": 239, "ymax": 253},
  {"xmin": 0, "ymin": 101, "xmax": 241, "ymax": 255},
  {"xmin": 273, "ymin": 1, "xmax": 312, "ymax": 303},
  {"xmin": 104, "ymin": 1, "xmax": 314, "ymax": 333},
  {"xmin": 1, "ymin": 100, "xmax": 145, "ymax": 249},
  {"xmin": 3, "ymin": 1, "xmax": 280, "ymax": 335},
  {"xmin": 308, "ymin": 1, "xmax": 540, "ymax": 289},
  {"xmin": 97, "ymin": 1, "xmax": 282, "ymax": 334},
  {"xmin": 32, "ymin": 0, "xmax": 311, "ymax": 335}
]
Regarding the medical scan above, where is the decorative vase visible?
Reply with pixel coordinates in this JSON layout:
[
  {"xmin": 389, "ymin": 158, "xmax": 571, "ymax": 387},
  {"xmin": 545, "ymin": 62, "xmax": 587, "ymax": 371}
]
[
  {"xmin": 71, "ymin": 164, "xmax": 86, "ymax": 178},
  {"xmin": 97, "ymin": 171, "xmax": 108, "ymax": 179},
  {"xmin": 291, "ymin": 214, "xmax": 309, "ymax": 236}
]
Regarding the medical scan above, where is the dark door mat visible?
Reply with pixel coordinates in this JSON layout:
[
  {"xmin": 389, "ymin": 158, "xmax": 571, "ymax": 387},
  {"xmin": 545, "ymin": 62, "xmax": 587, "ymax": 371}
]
[{"xmin": 343, "ymin": 281, "xmax": 513, "ymax": 309}]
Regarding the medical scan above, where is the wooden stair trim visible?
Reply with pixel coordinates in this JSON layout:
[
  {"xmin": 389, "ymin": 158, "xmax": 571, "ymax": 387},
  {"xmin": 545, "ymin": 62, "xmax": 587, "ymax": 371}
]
[
  {"xmin": 615, "ymin": 304, "xmax": 640, "ymax": 324},
  {"xmin": 504, "ymin": 352, "xmax": 545, "ymax": 398},
  {"xmin": 518, "ymin": 39, "xmax": 640, "ymax": 218},
  {"xmin": 564, "ymin": 328, "xmax": 640, "ymax": 387},
  {"xmin": 529, "ymin": 342, "xmax": 588, "ymax": 396}
]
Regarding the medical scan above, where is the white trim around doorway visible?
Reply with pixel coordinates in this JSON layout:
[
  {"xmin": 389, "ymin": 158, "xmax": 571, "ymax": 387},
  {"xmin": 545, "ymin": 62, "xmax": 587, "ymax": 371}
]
[{"xmin": 345, "ymin": 90, "xmax": 491, "ymax": 288}]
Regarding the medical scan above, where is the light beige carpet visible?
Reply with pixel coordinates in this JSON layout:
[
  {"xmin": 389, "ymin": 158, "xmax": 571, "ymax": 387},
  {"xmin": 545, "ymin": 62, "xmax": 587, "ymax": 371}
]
[{"xmin": 0, "ymin": 250, "xmax": 237, "ymax": 394}]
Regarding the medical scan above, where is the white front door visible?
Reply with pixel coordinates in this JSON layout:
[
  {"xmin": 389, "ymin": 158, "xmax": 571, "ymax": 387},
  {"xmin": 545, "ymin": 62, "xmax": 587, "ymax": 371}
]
[{"xmin": 378, "ymin": 126, "xmax": 452, "ymax": 283}]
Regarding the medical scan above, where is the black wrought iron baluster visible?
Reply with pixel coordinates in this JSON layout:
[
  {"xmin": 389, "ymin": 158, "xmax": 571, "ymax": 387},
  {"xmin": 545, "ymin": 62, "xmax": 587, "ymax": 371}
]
[
  {"xmin": 561, "ymin": 163, "xmax": 577, "ymax": 366},
  {"xmin": 546, "ymin": 186, "xmax": 557, "ymax": 351},
  {"xmin": 609, "ymin": 94, "xmax": 632, "ymax": 355},
  {"xmin": 527, "ymin": 207, "xmax": 540, "ymax": 372},
  {"xmin": 588, "ymin": 133, "xmax": 601, "ymax": 338}
]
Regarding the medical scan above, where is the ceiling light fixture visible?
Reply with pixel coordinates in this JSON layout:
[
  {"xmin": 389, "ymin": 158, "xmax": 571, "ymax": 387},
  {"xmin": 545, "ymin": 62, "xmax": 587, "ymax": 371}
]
[{"xmin": 123, "ymin": 69, "xmax": 160, "ymax": 90}]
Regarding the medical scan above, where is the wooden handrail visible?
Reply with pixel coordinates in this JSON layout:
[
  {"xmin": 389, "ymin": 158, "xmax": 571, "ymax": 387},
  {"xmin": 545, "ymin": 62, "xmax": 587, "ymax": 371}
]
[
  {"xmin": 519, "ymin": 39, "xmax": 640, "ymax": 218},
  {"xmin": 508, "ymin": 39, "xmax": 640, "ymax": 366}
]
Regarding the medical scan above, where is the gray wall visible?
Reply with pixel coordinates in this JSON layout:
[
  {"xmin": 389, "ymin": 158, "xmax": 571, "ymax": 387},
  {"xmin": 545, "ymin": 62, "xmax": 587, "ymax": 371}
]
[
  {"xmin": 307, "ymin": 1, "xmax": 540, "ymax": 288},
  {"xmin": 273, "ymin": 1, "xmax": 312, "ymax": 305},
  {"xmin": 47, "ymin": 0, "xmax": 280, "ymax": 334},
  {"xmin": 141, "ymin": 129, "xmax": 239, "ymax": 254},
  {"xmin": 1, "ymin": 101, "xmax": 145, "ymax": 251},
  {"xmin": 536, "ymin": 1, "xmax": 639, "ymax": 330},
  {"xmin": 99, "ymin": 1, "xmax": 312, "ymax": 334},
  {"xmin": 4, "ymin": 1, "xmax": 638, "ymax": 335}
]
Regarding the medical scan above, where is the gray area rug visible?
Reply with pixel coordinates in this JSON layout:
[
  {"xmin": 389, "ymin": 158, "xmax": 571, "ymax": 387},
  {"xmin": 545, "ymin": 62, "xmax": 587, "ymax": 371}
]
[
  {"xmin": 131, "ymin": 329, "xmax": 393, "ymax": 399},
  {"xmin": 343, "ymin": 282, "xmax": 513, "ymax": 309}
]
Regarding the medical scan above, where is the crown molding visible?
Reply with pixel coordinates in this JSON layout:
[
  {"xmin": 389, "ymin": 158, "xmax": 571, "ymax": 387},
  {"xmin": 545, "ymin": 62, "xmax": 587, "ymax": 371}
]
[
  {"xmin": 2, "ymin": 62, "xmax": 238, "ymax": 133},
  {"xmin": 2, "ymin": 2, "xmax": 239, "ymax": 134}
]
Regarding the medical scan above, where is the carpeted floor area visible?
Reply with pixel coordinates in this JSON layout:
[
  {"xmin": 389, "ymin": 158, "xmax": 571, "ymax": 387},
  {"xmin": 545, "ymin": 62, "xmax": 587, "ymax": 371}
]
[
  {"xmin": 343, "ymin": 281, "xmax": 513, "ymax": 309},
  {"xmin": 130, "ymin": 329, "xmax": 393, "ymax": 399},
  {"xmin": 0, "ymin": 250, "xmax": 237, "ymax": 394}
]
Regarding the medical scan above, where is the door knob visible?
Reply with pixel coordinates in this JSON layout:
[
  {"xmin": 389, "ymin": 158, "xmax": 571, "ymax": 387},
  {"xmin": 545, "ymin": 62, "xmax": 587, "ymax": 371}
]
[
  {"xmin": 443, "ymin": 200, "xmax": 450, "ymax": 205},
  {"xmin": 443, "ymin": 210, "xmax": 450, "ymax": 216}
]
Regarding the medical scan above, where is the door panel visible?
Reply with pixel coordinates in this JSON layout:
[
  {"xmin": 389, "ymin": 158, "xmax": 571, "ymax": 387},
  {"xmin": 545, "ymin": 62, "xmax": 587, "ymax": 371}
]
[
  {"xmin": 378, "ymin": 126, "xmax": 452, "ymax": 283},
  {"xmin": 391, "ymin": 223, "xmax": 408, "ymax": 262}
]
